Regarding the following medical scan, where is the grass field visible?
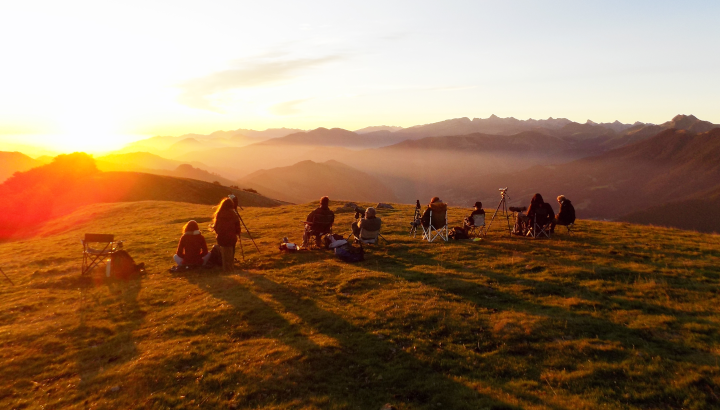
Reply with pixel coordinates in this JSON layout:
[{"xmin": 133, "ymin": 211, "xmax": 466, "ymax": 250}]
[{"xmin": 1, "ymin": 200, "xmax": 719, "ymax": 409}]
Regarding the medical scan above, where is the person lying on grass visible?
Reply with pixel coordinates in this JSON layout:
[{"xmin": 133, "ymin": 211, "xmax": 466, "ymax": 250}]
[{"xmin": 172, "ymin": 220, "xmax": 210, "ymax": 270}]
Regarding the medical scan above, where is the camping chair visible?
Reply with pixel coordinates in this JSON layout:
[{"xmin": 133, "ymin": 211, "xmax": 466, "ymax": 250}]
[
  {"xmin": 351, "ymin": 227, "xmax": 382, "ymax": 245},
  {"xmin": 467, "ymin": 214, "xmax": 486, "ymax": 238},
  {"xmin": 303, "ymin": 213, "xmax": 334, "ymax": 249},
  {"xmin": 526, "ymin": 208, "xmax": 552, "ymax": 239},
  {"xmin": 81, "ymin": 234, "xmax": 122, "ymax": 275},
  {"xmin": 422, "ymin": 209, "xmax": 449, "ymax": 242}
]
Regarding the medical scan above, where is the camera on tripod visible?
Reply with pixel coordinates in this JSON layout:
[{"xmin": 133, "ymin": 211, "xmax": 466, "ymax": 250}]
[{"xmin": 354, "ymin": 207, "xmax": 366, "ymax": 219}]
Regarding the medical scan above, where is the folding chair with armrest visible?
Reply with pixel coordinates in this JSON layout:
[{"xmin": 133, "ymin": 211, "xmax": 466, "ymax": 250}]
[
  {"xmin": 422, "ymin": 210, "xmax": 449, "ymax": 242},
  {"xmin": 526, "ymin": 208, "xmax": 552, "ymax": 239},
  {"xmin": 81, "ymin": 234, "xmax": 123, "ymax": 275},
  {"xmin": 467, "ymin": 213, "xmax": 486, "ymax": 238},
  {"xmin": 351, "ymin": 227, "xmax": 382, "ymax": 245},
  {"xmin": 303, "ymin": 213, "xmax": 335, "ymax": 249}
]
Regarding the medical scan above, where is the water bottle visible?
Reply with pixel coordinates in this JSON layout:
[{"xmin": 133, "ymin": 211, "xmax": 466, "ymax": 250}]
[{"xmin": 106, "ymin": 258, "xmax": 112, "ymax": 277}]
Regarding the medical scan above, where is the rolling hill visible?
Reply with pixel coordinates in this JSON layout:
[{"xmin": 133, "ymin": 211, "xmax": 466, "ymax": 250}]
[
  {"xmin": 0, "ymin": 151, "xmax": 46, "ymax": 182},
  {"xmin": 620, "ymin": 185, "xmax": 720, "ymax": 234},
  {"xmin": 239, "ymin": 160, "xmax": 398, "ymax": 204},
  {"xmin": 0, "ymin": 153, "xmax": 282, "ymax": 239}
]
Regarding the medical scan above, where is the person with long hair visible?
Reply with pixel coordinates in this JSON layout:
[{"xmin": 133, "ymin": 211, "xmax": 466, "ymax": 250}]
[
  {"xmin": 172, "ymin": 220, "xmax": 210, "ymax": 270},
  {"xmin": 211, "ymin": 197, "xmax": 240, "ymax": 271}
]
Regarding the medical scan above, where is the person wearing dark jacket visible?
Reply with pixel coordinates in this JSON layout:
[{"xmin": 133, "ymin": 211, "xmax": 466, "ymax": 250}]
[
  {"xmin": 552, "ymin": 195, "xmax": 576, "ymax": 233},
  {"xmin": 421, "ymin": 197, "xmax": 448, "ymax": 228},
  {"xmin": 302, "ymin": 196, "xmax": 335, "ymax": 248},
  {"xmin": 173, "ymin": 220, "xmax": 210, "ymax": 267},
  {"xmin": 463, "ymin": 201, "xmax": 485, "ymax": 232},
  {"xmin": 518, "ymin": 193, "xmax": 555, "ymax": 233},
  {"xmin": 212, "ymin": 197, "xmax": 240, "ymax": 271}
]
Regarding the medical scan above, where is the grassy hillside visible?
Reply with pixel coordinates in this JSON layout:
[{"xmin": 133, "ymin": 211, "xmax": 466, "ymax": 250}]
[{"xmin": 0, "ymin": 201, "xmax": 719, "ymax": 409}]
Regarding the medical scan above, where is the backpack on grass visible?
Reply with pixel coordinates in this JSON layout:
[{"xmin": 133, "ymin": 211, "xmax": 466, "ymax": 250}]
[
  {"xmin": 110, "ymin": 250, "xmax": 144, "ymax": 279},
  {"xmin": 207, "ymin": 245, "xmax": 223, "ymax": 267},
  {"xmin": 449, "ymin": 227, "xmax": 469, "ymax": 240},
  {"xmin": 334, "ymin": 243, "xmax": 364, "ymax": 262}
]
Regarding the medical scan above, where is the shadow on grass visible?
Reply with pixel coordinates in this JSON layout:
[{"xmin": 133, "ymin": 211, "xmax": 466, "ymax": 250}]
[{"xmin": 177, "ymin": 269, "xmax": 522, "ymax": 410}]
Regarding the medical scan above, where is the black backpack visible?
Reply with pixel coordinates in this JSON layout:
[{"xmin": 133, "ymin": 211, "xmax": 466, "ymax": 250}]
[
  {"xmin": 334, "ymin": 243, "xmax": 364, "ymax": 262},
  {"xmin": 110, "ymin": 250, "xmax": 142, "ymax": 279},
  {"xmin": 449, "ymin": 227, "xmax": 469, "ymax": 240},
  {"xmin": 207, "ymin": 245, "xmax": 223, "ymax": 267}
]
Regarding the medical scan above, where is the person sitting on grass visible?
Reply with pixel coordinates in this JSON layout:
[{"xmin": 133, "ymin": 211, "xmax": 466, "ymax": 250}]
[
  {"xmin": 421, "ymin": 197, "xmax": 447, "ymax": 229},
  {"xmin": 551, "ymin": 195, "xmax": 576, "ymax": 233},
  {"xmin": 352, "ymin": 207, "xmax": 382, "ymax": 238},
  {"xmin": 463, "ymin": 201, "xmax": 485, "ymax": 233},
  {"xmin": 211, "ymin": 197, "xmax": 240, "ymax": 272},
  {"xmin": 172, "ymin": 220, "xmax": 210, "ymax": 270},
  {"xmin": 302, "ymin": 196, "xmax": 335, "ymax": 248}
]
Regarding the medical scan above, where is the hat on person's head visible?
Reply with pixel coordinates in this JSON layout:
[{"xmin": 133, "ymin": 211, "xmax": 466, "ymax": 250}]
[
  {"xmin": 474, "ymin": 201, "xmax": 482, "ymax": 208},
  {"xmin": 365, "ymin": 207, "xmax": 376, "ymax": 217},
  {"xmin": 557, "ymin": 195, "xmax": 565, "ymax": 202},
  {"xmin": 320, "ymin": 196, "xmax": 329, "ymax": 207},
  {"xmin": 430, "ymin": 197, "xmax": 440, "ymax": 203}
]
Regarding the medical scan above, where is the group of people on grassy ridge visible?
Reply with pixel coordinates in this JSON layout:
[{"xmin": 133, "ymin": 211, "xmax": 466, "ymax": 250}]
[{"xmin": 170, "ymin": 193, "xmax": 576, "ymax": 272}]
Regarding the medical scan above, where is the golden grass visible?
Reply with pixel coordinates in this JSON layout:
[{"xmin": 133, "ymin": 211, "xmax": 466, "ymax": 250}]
[{"xmin": 0, "ymin": 200, "xmax": 719, "ymax": 409}]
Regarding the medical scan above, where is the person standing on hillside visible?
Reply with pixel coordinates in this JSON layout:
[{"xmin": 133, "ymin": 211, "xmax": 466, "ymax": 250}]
[
  {"xmin": 211, "ymin": 197, "xmax": 241, "ymax": 272},
  {"xmin": 171, "ymin": 220, "xmax": 211, "ymax": 271},
  {"xmin": 302, "ymin": 196, "xmax": 335, "ymax": 248},
  {"xmin": 552, "ymin": 195, "xmax": 576, "ymax": 233}
]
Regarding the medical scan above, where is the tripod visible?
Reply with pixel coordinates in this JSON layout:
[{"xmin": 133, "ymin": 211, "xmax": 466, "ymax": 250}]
[
  {"xmin": 486, "ymin": 188, "xmax": 512, "ymax": 236},
  {"xmin": 409, "ymin": 200, "xmax": 422, "ymax": 236},
  {"xmin": 231, "ymin": 203, "xmax": 261, "ymax": 260},
  {"xmin": 0, "ymin": 267, "xmax": 14, "ymax": 286}
]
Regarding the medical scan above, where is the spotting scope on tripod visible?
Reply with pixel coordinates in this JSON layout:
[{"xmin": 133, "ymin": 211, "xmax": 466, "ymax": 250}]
[{"xmin": 486, "ymin": 187, "xmax": 513, "ymax": 236}]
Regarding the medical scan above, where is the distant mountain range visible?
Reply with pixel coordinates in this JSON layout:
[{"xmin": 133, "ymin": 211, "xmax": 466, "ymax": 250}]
[
  {"xmin": 3, "ymin": 113, "xmax": 719, "ymax": 234},
  {"xmin": 239, "ymin": 160, "xmax": 398, "ymax": 204},
  {"xmin": 447, "ymin": 126, "xmax": 720, "ymax": 231}
]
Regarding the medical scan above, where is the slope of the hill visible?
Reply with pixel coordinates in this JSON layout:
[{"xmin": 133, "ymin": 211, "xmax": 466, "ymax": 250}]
[
  {"xmin": 0, "ymin": 153, "xmax": 282, "ymax": 239},
  {"xmin": 0, "ymin": 201, "xmax": 719, "ymax": 409},
  {"xmin": 448, "ymin": 128, "xmax": 720, "ymax": 220},
  {"xmin": 239, "ymin": 160, "xmax": 398, "ymax": 204},
  {"xmin": 0, "ymin": 151, "xmax": 44, "ymax": 182},
  {"xmin": 620, "ymin": 185, "xmax": 720, "ymax": 233}
]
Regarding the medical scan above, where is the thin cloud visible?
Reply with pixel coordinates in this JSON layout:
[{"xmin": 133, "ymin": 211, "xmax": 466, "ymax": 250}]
[
  {"xmin": 269, "ymin": 98, "xmax": 312, "ymax": 116},
  {"xmin": 177, "ymin": 55, "xmax": 341, "ymax": 111}
]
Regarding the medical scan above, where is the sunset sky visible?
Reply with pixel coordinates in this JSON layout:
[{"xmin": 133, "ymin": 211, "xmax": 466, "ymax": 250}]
[{"xmin": 1, "ymin": 0, "xmax": 718, "ymax": 154}]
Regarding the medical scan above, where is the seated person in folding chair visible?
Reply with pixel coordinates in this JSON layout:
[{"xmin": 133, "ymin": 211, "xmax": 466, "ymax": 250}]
[
  {"xmin": 172, "ymin": 220, "xmax": 211, "ymax": 271},
  {"xmin": 421, "ymin": 197, "xmax": 447, "ymax": 229},
  {"xmin": 518, "ymin": 193, "xmax": 551, "ymax": 234},
  {"xmin": 463, "ymin": 201, "xmax": 485, "ymax": 234},
  {"xmin": 351, "ymin": 207, "xmax": 382, "ymax": 243},
  {"xmin": 302, "ymin": 196, "xmax": 335, "ymax": 248},
  {"xmin": 551, "ymin": 195, "xmax": 576, "ymax": 233}
]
